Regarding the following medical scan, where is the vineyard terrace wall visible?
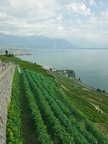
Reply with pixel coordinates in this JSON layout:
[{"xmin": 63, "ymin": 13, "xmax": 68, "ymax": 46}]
[{"xmin": 0, "ymin": 62, "xmax": 15, "ymax": 144}]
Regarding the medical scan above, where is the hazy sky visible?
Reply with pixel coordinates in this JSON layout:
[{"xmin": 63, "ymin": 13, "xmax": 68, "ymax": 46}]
[{"xmin": 0, "ymin": 0, "xmax": 108, "ymax": 46}]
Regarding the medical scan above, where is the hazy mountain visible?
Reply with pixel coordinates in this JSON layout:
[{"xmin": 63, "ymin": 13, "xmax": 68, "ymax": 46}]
[
  {"xmin": 0, "ymin": 33, "xmax": 27, "ymax": 47},
  {"xmin": 0, "ymin": 33, "xmax": 78, "ymax": 49},
  {"xmin": 72, "ymin": 39, "xmax": 103, "ymax": 48},
  {"xmin": 103, "ymin": 44, "xmax": 108, "ymax": 48}
]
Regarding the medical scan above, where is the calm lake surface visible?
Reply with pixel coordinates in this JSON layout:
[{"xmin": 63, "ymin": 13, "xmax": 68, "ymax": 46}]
[{"xmin": 18, "ymin": 49, "xmax": 108, "ymax": 92}]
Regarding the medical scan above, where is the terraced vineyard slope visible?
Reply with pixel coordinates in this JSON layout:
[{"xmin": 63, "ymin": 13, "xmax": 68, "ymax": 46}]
[
  {"xmin": 0, "ymin": 55, "xmax": 108, "ymax": 143},
  {"xmin": 52, "ymin": 71, "xmax": 108, "ymax": 138},
  {"xmin": 6, "ymin": 68, "xmax": 108, "ymax": 144}
]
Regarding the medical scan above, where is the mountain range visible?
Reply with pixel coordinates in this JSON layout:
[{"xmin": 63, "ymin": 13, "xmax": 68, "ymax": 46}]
[
  {"xmin": 0, "ymin": 33, "xmax": 107, "ymax": 49},
  {"xmin": 0, "ymin": 33, "xmax": 78, "ymax": 49}
]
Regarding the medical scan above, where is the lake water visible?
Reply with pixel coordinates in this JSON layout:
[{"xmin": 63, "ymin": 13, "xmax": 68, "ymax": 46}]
[{"xmin": 17, "ymin": 49, "xmax": 108, "ymax": 92}]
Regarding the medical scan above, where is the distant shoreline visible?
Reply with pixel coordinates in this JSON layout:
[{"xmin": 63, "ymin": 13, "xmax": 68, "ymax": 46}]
[{"xmin": 16, "ymin": 49, "xmax": 108, "ymax": 93}]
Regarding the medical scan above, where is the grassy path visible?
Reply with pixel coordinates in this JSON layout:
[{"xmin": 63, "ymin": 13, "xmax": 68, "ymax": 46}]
[{"xmin": 19, "ymin": 73, "xmax": 38, "ymax": 144}]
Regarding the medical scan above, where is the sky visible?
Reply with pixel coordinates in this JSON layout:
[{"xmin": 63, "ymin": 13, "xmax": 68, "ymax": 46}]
[{"xmin": 0, "ymin": 0, "xmax": 108, "ymax": 47}]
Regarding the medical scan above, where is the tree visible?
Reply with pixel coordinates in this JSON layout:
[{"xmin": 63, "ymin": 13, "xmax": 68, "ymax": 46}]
[
  {"xmin": 97, "ymin": 88, "xmax": 102, "ymax": 92},
  {"xmin": 8, "ymin": 53, "xmax": 14, "ymax": 57},
  {"xmin": 103, "ymin": 90, "xmax": 105, "ymax": 93},
  {"xmin": 5, "ymin": 50, "xmax": 8, "ymax": 56}
]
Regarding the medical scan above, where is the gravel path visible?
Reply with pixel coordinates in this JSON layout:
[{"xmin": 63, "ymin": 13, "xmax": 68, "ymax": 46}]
[{"xmin": 17, "ymin": 65, "xmax": 21, "ymax": 73}]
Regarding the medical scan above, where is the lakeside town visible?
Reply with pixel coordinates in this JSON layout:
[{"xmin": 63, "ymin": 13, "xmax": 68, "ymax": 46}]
[{"xmin": 0, "ymin": 46, "xmax": 32, "ymax": 56}]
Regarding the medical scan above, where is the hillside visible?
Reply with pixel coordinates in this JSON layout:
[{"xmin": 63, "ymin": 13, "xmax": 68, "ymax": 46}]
[{"xmin": 0, "ymin": 55, "xmax": 108, "ymax": 144}]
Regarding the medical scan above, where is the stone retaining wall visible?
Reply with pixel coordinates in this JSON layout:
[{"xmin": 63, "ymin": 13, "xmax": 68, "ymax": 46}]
[{"xmin": 0, "ymin": 63, "xmax": 15, "ymax": 144}]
